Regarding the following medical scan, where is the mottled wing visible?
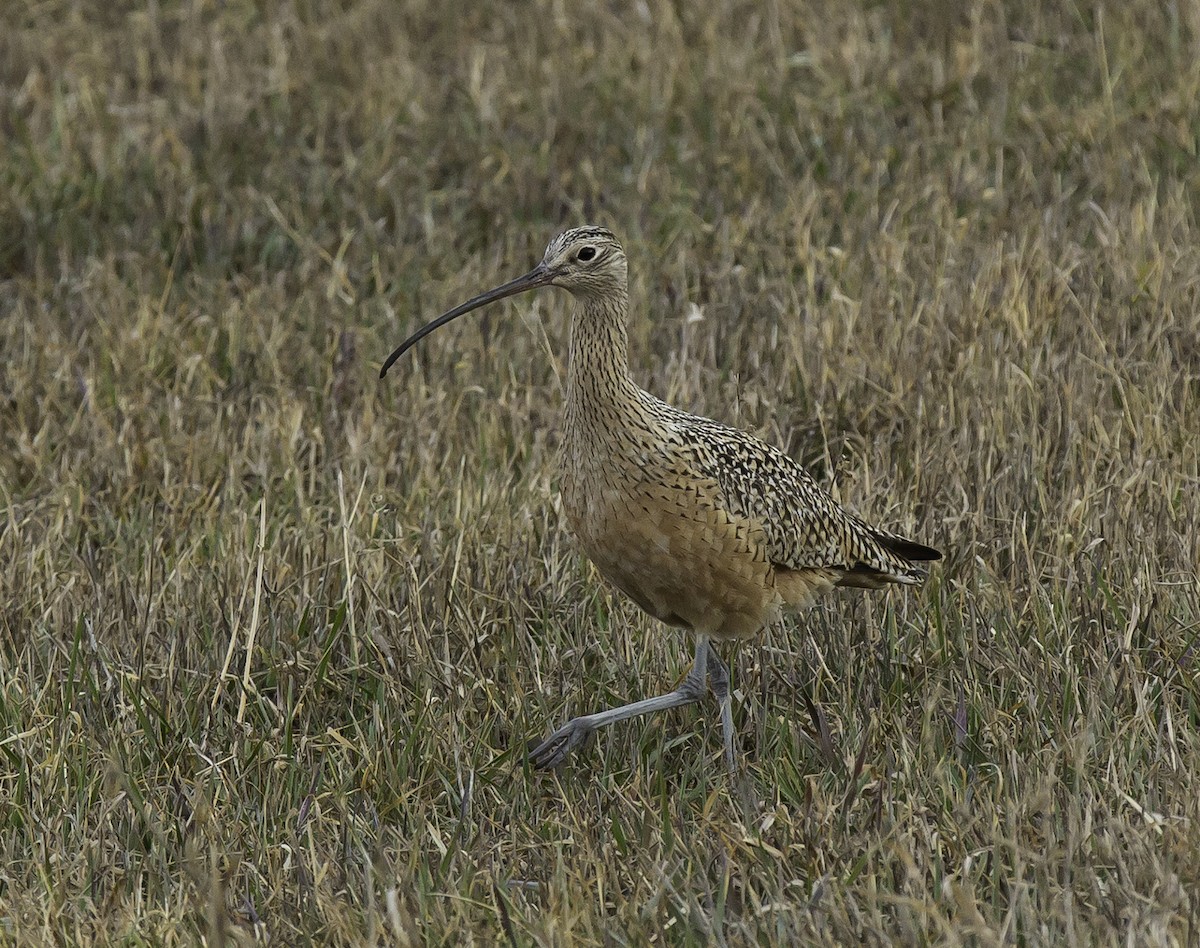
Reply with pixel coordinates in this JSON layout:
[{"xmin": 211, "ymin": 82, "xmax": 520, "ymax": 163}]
[{"xmin": 667, "ymin": 410, "xmax": 938, "ymax": 586}]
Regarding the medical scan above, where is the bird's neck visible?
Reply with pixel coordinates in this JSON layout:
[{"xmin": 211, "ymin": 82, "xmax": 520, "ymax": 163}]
[{"xmin": 564, "ymin": 293, "xmax": 641, "ymax": 424}]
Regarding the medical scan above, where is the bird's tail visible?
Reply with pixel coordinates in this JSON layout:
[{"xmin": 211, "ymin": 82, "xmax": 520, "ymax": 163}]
[{"xmin": 836, "ymin": 529, "xmax": 942, "ymax": 589}]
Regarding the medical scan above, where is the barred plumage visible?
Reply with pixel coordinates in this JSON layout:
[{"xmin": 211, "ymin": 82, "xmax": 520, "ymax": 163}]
[
  {"xmin": 381, "ymin": 226, "xmax": 941, "ymax": 772},
  {"xmin": 652, "ymin": 396, "xmax": 935, "ymax": 578}
]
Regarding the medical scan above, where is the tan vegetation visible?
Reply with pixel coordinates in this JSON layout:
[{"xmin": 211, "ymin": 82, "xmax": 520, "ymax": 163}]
[{"xmin": 2, "ymin": 0, "xmax": 1199, "ymax": 942}]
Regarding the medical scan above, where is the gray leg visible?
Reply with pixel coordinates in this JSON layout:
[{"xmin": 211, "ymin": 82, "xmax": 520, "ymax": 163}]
[
  {"xmin": 707, "ymin": 644, "xmax": 738, "ymax": 773},
  {"xmin": 528, "ymin": 635, "xmax": 710, "ymax": 769}
]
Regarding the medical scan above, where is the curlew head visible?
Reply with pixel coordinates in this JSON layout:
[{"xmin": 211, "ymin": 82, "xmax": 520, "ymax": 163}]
[
  {"xmin": 539, "ymin": 226, "xmax": 627, "ymax": 295},
  {"xmin": 380, "ymin": 226, "xmax": 626, "ymax": 378}
]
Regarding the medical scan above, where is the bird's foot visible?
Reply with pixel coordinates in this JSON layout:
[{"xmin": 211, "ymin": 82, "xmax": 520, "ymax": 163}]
[{"xmin": 527, "ymin": 716, "xmax": 595, "ymax": 769}]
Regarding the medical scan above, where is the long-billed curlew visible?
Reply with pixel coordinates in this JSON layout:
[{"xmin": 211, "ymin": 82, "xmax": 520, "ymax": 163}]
[{"xmin": 381, "ymin": 227, "xmax": 940, "ymax": 772}]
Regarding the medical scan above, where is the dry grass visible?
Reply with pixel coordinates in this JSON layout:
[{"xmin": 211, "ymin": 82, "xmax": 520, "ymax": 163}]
[{"xmin": 2, "ymin": 0, "xmax": 1200, "ymax": 943}]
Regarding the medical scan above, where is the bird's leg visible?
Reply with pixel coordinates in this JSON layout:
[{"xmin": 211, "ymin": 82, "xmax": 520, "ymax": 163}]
[
  {"xmin": 706, "ymin": 643, "xmax": 738, "ymax": 773},
  {"xmin": 528, "ymin": 635, "xmax": 710, "ymax": 769}
]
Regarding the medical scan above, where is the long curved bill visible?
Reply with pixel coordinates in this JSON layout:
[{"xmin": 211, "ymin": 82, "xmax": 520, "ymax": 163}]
[{"xmin": 380, "ymin": 263, "xmax": 554, "ymax": 378}]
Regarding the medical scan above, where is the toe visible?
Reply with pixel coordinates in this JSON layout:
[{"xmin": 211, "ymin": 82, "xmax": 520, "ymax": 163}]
[{"xmin": 527, "ymin": 719, "xmax": 593, "ymax": 769}]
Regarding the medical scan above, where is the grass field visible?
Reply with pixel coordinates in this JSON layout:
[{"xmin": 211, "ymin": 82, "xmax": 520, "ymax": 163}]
[{"xmin": 3, "ymin": 0, "xmax": 1200, "ymax": 943}]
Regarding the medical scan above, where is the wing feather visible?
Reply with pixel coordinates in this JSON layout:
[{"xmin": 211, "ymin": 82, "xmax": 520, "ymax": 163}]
[{"xmin": 642, "ymin": 399, "xmax": 939, "ymax": 585}]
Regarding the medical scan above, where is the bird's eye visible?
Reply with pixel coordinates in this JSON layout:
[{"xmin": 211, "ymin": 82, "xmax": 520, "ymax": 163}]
[{"xmin": 576, "ymin": 246, "xmax": 597, "ymax": 262}]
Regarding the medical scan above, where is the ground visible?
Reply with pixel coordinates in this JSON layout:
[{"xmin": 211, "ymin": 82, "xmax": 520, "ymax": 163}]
[{"xmin": 2, "ymin": 0, "xmax": 1199, "ymax": 943}]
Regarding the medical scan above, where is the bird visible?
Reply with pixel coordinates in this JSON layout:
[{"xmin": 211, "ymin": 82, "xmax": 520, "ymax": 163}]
[{"xmin": 380, "ymin": 226, "xmax": 941, "ymax": 773}]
